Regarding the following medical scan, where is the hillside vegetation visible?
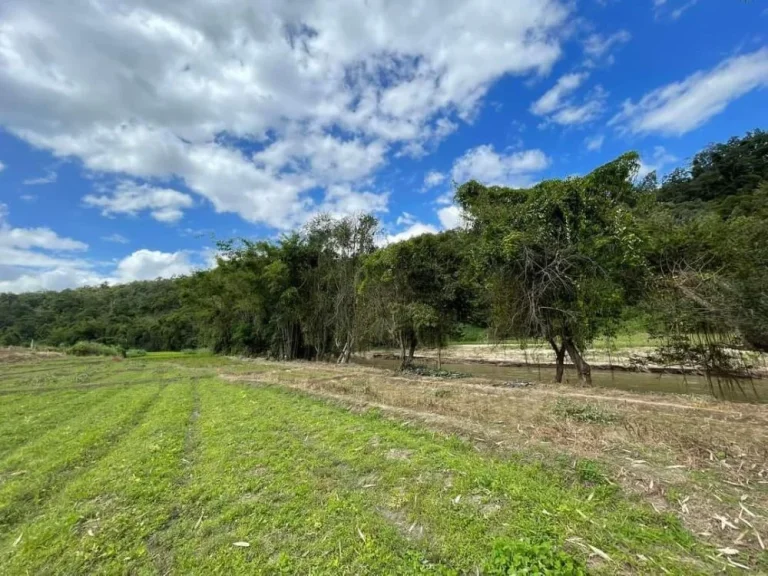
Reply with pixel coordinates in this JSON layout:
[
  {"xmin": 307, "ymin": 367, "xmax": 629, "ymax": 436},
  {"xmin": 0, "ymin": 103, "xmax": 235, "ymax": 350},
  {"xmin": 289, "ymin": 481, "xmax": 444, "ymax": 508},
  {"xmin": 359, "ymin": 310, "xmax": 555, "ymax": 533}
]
[{"xmin": 1, "ymin": 130, "xmax": 767, "ymax": 384}]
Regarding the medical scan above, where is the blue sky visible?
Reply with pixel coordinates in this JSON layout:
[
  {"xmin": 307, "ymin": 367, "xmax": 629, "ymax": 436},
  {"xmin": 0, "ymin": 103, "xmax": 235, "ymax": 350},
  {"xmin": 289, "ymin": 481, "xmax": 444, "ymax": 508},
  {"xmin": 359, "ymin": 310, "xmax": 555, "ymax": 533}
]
[{"xmin": 0, "ymin": 0, "xmax": 767, "ymax": 292}]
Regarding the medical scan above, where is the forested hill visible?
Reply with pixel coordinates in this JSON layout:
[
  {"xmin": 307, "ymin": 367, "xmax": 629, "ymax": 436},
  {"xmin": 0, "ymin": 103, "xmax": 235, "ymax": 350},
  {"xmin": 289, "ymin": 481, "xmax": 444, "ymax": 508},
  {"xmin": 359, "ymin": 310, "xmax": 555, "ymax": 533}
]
[
  {"xmin": 0, "ymin": 279, "xmax": 198, "ymax": 350},
  {"xmin": 1, "ymin": 130, "xmax": 766, "ymax": 380}
]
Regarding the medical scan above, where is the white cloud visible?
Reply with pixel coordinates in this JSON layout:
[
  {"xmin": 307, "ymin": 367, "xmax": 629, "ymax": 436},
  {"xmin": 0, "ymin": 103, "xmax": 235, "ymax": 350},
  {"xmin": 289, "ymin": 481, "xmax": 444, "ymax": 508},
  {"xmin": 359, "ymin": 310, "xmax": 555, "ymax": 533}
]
[
  {"xmin": 531, "ymin": 75, "xmax": 606, "ymax": 126},
  {"xmin": 382, "ymin": 222, "xmax": 438, "ymax": 245},
  {"xmin": 20, "ymin": 194, "xmax": 37, "ymax": 202},
  {"xmin": 654, "ymin": 0, "xmax": 699, "ymax": 20},
  {"xmin": 0, "ymin": 206, "xmax": 87, "ymax": 252},
  {"xmin": 531, "ymin": 73, "xmax": 588, "ymax": 115},
  {"xmin": 0, "ymin": 161, "xmax": 5, "ymax": 172},
  {"xmin": 0, "ymin": 203, "xmax": 95, "ymax": 292},
  {"xmin": 311, "ymin": 185, "xmax": 389, "ymax": 222},
  {"xmin": 0, "ymin": 0, "xmax": 572, "ymax": 228},
  {"xmin": 113, "ymin": 249, "xmax": 194, "ymax": 282},
  {"xmin": 23, "ymin": 169, "xmax": 57, "ymax": 185},
  {"xmin": 611, "ymin": 48, "xmax": 768, "ymax": 136},
  {"xmin": 396, "ymin": 212, "xmax": 417, "ymax": 226},
  {"xmin": 437, "ymin": 205, "xmax": 465, "ymax": 230},
  {"xmin": 638, "ymin": 145, "xmax": 678, "ymax": 179},
  {"xmin": 585, "ymin": 134, "xmax": 604, "ymax": 151},
  {"xmin": 583, "ymin": 30, "xmax": 630, "ymax": 65},
  {"xmin": 451, "ymin": 145, "xmax": 550, "ymax": 186},
  {"xmin": 0, "ymin": 203, "xmax": 208, "ymax": 292},
  {"xmin": 423, "ymin": 170, "xmax": 446, "ymax": 188},
  {"xmin": 550, "ymin": 94, "xmax": 605, "ymax": 125},
  {"xmin": 102, "ymin": 233, "xmax": 129, "ymax": 244},
  {"xmin": 83, "ymin": 181, "xmax": 195, "ymax": 222}
]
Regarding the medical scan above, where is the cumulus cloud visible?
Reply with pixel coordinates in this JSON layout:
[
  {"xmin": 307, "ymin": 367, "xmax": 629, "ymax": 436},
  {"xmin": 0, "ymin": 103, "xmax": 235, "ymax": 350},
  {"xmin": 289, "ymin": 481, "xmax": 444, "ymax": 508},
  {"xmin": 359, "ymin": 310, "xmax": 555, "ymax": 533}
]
[
  {"xmin": 0, "ymin": 0, "xmax": 572, "ymax": 228},
  {"xmin": 451, "ymin": 145, "xmax": 550, "ymax": 187},
  {"xmin": 437, "ymin": 205, "xmax": 465, "ymax": 230},
  {"xmin": 423, "ymin": 170, "xmax": 446, "ymax": 189},
  {"xmin": 113, "ymin": 249, "xmax": 195, "ymax": 282},
  {"xmin": 611, "ymin": 48, "xmax": 768, "ymax": 136},
  {"xmin": 382, "ymin": 222, "xmax": 439, "ymax": 245},
  {"xmin": 83, "ymin": 181, "xmax": 195, "ymax": 222},
  {"xmin": 0, "ymin": 203, "xmax": 209, "ymax": 292},
  {"xmin": 0, "ymin": 203, "xmax": 94, "ymax": 292}
]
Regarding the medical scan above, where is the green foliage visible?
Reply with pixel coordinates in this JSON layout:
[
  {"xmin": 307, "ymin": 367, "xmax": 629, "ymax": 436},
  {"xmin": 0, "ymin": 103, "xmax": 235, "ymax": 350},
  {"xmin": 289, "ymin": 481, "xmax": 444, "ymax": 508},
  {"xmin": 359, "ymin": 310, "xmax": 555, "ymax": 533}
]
[
  {"xmin": 658, "ymin": 129, "xmax": 768, "ymax": 210},
  {"xmin": 457, "ymin": 152, "xmax": 648, "ymax": 383},
  {"xmin": 0, "ymin": 278, "xmax": 199, "ymax": 352},
  {"xmin": 359, "ymin": 230, "xmax": 476, "ymax": 364},
  {"xmin": 66, "ymin": 341, "xmax": 121, "ymax": 357},
  {"xmin": 125, "ymin": 348, "xmax": 147, "ymax": 358},
  {"xmin": 1, "ymin": 129, "xmax": 766, "ymax": 380},
  {"xmin": 574, "ymin": 459, "xmax": 608, "ymax": 486},
  {"xmin": 483, "ymin": 539, "xmax": 586, "ymax": 575},
  {"xmin": 553, "ymin": 399, "xmax": 621, "ymax": 424}
]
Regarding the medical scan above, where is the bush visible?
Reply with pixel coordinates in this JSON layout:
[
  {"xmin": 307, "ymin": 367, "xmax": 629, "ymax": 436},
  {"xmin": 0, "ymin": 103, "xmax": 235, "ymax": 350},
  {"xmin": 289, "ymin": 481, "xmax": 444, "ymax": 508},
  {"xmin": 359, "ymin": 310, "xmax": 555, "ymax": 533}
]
[
  {"xmin": 66, "ymin": 341, "xmax": 121, "ymax": 357},
  {"xmin": 484, "ymin": 539, "xmax": 586, "ymax": 575},
  {"xmin": 125, "ymin": 348, "xmax": 147, "ymax": 358},
  {"xmin": 553, "ymin": 399, "xmax": 621, "ymax": 424}
]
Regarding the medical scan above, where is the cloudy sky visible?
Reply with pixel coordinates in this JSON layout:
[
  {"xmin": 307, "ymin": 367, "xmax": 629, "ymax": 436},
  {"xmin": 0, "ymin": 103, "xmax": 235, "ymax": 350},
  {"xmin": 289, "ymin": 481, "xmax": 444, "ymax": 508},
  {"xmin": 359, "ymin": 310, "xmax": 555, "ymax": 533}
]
[{"xmin": 1, "ymin": 0, "xmax": 767, "ymax": 292}]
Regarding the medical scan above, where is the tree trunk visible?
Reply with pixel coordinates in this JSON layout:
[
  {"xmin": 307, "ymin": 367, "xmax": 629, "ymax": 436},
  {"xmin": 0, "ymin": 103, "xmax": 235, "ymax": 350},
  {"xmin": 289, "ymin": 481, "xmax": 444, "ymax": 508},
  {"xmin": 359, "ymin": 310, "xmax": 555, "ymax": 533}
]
[
  {"xmin": 564, "ymin": 338, "xmax": 592, "ymax": 386},
  {"xmin": 398, "ymin": 331, "xmax": 408, "ymax": 370},
  {"xmin": 547, "ymin": 338, "xmax": 566, "ymax": 383},
  {"xmin": 407, "ymin": 334, "xmax": 417, "ymax": 366},
  {"xmin": 437, "ymin": 343, "xmax": 442, "ymax": 371},
  {"xmin": 337, "ymin": 338, "xmax": 351, "ymax": 364}
]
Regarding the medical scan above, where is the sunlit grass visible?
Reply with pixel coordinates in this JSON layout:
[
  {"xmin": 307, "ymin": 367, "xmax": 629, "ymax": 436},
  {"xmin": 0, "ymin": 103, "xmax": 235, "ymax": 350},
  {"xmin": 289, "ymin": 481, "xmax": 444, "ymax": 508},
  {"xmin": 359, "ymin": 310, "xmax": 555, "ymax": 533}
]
[{"xmin": 0, "ymin": 355, "xmax": 758, "ymax": 574}]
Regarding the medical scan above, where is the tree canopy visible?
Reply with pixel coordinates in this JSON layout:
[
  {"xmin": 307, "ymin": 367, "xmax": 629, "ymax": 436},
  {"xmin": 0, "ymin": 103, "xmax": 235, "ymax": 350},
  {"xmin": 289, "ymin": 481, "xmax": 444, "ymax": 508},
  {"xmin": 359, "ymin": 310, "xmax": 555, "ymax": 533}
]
[{"xmin": 2, "ymin": 129, "xmax": 766, "ymax": 385}]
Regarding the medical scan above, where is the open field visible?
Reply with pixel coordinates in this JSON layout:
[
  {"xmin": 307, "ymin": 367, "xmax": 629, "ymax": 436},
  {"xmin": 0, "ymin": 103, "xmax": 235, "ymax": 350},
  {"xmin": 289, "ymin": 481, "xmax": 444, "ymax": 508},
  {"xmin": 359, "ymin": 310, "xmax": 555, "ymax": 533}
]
[{"xmin": 1, "ymin": 351, "xmax": 767, "ymax": 573}]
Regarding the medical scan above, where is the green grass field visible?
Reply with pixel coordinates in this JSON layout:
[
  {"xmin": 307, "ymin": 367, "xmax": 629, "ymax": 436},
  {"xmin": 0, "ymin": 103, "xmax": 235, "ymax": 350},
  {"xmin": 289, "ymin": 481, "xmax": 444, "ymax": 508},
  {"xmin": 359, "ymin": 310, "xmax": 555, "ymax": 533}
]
[{"xmin": 0, "ymin": 353, "xmax": 761, "ymax": 574}]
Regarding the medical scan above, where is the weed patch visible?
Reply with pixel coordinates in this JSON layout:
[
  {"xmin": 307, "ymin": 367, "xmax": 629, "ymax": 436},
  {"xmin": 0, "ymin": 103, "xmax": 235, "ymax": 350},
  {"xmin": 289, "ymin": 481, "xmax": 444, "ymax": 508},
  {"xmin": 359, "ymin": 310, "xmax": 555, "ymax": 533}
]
[{"xmin": 553, "ymin": 399, "xmax": 621, "ymax": 424}]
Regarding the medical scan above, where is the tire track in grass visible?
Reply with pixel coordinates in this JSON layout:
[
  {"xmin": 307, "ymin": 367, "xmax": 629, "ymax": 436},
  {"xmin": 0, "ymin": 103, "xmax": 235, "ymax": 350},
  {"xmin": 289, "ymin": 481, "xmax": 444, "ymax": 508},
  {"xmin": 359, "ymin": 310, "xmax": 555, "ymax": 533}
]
[
  {"xmin": 153, "ymin": 381, "xmax": 449, "ymax": 575},
  {"xmin": 0, "ymin": 380, "xmax": 195, "ymax": 575},
  {"xmin": 0, "ymin": 383, "xmax": 165, "ymax": 533},
  {"xmin": 146, "ymin": 377, "xmax": 201, "ymax": 574},
  {"xmin": 0, "ymin": 387, "xmax": 123, "ymax": 459}
]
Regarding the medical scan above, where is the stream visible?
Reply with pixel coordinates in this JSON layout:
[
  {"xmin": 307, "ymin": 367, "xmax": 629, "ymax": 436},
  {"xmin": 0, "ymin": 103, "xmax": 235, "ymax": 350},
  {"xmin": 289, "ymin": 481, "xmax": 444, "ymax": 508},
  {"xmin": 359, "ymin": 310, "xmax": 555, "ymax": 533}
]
[{"xmin": 355, "ymin": 357, "xmax": 768, "ymax": 404}]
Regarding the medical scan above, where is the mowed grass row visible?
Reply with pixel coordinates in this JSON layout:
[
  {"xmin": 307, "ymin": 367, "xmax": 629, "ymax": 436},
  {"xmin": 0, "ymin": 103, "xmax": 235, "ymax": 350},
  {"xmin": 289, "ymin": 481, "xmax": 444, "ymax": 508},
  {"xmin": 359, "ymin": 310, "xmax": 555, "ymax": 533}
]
[
  {"xmin": 0, "ymin": 383, "xmax": 164, "ymax": 532},
  {"xmin": 1, "ymin": 379, "xmax": 196, "ymax": 574},
  {"xmin": 0, "ymin": 359, "xmax": 744, "ymax": 574}
]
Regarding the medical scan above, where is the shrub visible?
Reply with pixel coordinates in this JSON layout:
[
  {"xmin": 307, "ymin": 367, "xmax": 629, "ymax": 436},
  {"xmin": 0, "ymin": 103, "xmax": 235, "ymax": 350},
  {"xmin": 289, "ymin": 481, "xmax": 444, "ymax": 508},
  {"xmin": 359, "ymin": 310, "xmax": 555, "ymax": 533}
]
[
  {"xmin": 484, "ymin": 539, "xmax": 586, "ymax": 575},
  {"xmin": 553, "ymin": 399, "xmax": 620, "ymax": 424},
  {"xmin": 125, "ymin": 348, "xmax": 148, "ymax": 358},
  {"xmin": 66, "ymin": 341, "xmax": 121, "ymax": 357}
]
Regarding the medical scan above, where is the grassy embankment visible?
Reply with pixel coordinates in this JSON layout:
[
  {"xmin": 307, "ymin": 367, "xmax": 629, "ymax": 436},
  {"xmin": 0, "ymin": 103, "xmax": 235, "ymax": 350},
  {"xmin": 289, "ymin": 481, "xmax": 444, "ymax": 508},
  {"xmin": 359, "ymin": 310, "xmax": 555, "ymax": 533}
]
[{"xmin": 0, "ymin": 349, "xmax": 766, "ymax": 574}]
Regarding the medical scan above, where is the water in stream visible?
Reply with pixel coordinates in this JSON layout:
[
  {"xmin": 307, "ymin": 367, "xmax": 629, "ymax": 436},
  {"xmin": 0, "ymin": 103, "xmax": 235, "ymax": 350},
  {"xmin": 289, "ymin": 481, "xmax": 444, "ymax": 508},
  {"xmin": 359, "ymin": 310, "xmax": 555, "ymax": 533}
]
[{"xmin": 355, "ymin": 357, "xmax": 767, "ymax": 404}]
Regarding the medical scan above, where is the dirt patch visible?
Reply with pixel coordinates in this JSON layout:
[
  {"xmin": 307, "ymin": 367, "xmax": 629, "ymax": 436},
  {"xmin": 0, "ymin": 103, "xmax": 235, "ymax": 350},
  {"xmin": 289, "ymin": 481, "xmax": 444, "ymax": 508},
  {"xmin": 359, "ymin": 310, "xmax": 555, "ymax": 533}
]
[{"xmin": 385, "ymin": 448, "xmax": 413, "ymax": 461}]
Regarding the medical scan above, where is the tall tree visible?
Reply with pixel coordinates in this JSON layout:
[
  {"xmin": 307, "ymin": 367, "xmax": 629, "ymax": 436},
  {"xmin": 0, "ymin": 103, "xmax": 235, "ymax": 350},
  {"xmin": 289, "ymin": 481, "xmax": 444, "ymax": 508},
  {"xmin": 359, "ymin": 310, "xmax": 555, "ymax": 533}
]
[{"xmin": 457, "ymin": 153, "xmax": 648, "ymax": 385}]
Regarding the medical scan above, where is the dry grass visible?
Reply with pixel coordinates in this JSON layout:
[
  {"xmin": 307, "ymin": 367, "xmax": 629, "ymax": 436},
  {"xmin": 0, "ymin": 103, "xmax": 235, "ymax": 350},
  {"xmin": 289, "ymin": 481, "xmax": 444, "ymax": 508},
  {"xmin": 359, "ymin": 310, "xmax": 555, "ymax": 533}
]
[
  {"xmin": 0, "ymin": 346, "xmax": 64, "ymax": 364},
  {"xmin": 222, "ymin": 361, "xmax": 768, "ymax": 559}
]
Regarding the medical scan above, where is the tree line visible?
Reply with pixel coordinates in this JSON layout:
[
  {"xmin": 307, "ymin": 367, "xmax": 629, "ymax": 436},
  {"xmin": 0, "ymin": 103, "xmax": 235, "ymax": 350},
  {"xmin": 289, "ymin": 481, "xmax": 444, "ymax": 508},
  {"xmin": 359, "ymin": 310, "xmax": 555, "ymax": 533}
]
[{"xmin": 2, "ymin": 130, "xmax": 766, "ymax": 384}]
